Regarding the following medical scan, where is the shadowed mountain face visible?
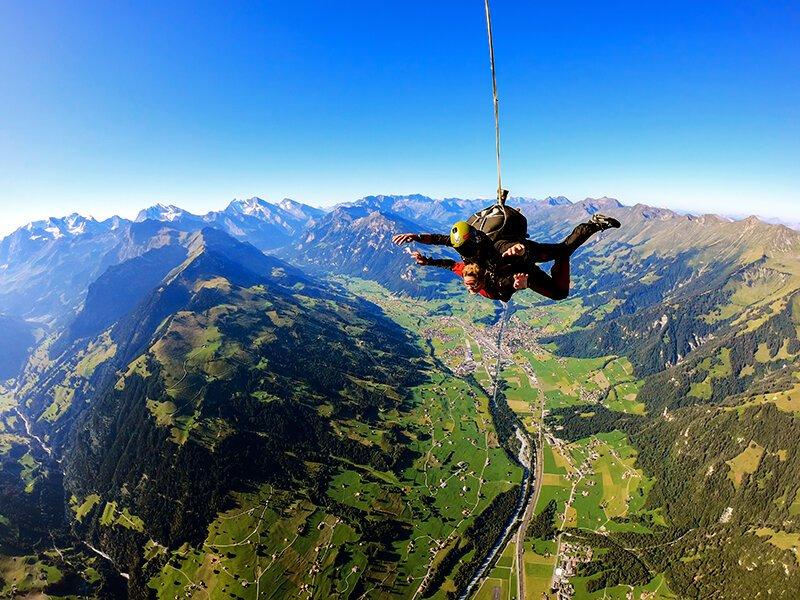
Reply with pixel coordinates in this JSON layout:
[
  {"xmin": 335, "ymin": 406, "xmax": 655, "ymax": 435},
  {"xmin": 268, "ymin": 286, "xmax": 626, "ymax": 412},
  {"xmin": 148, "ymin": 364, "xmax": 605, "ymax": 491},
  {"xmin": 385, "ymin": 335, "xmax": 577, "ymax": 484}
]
[
  {"xmin": 65, "ymin": 245, "xmax": 190, "ymax": 345},
  {"xmin": 0, "ymin": 315, "xmax": 35, "ymax": 379},
  {"xmin": 5, "ymin": 227, "xmax": 424, "ymax": 594},
  {"xmin": 2, "ymin": 195, "xmax": 800, "ymax": 598}
]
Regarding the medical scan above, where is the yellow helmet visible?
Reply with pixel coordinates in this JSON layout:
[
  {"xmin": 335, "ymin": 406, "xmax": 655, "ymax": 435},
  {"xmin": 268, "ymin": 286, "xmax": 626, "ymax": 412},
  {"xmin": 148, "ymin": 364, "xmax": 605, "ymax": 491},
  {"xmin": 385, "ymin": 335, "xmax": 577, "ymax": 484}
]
[{"xmin": 450, "ymin": 221, "xmax": 473, "ymax": 248}]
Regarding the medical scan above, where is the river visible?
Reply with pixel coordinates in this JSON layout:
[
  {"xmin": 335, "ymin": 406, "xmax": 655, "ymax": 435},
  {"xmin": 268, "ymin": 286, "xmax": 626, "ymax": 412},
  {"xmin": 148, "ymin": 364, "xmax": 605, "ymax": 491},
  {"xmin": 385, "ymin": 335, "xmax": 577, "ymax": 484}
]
[{"xmin": 458, "ymin": 422, "xmax": 536, "ymax": 600}]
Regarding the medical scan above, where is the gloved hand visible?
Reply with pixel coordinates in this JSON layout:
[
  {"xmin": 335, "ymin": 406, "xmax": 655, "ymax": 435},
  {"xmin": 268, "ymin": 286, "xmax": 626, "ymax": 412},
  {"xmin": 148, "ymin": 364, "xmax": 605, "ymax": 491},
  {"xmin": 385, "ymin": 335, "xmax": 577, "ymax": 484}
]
[
  {"xmin": 392, "ymin": 233, "xmax": 418, "ymax": 245},
  {"xmin": 411, "ymin": 251, "xmax": 430, "ymax": 266},
  {"xmin": 502, "ymin": 242, "xmax": 526, "ymax": 257}
]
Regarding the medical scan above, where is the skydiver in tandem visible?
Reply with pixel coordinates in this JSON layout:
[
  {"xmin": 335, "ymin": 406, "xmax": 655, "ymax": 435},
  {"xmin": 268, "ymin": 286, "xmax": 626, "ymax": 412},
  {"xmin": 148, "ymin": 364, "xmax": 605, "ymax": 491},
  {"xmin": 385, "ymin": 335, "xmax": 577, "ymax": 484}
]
[{"xmin": 391, "ymin": 206, "xmax": 620, "ymax": 302}]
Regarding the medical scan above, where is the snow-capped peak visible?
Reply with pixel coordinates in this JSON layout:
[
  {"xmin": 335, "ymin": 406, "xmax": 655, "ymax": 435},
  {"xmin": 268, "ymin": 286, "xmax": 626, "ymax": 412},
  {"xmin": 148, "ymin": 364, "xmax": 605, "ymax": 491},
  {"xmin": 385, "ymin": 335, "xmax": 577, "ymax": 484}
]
[
  {"xmin": 276, "ymin": 198, "xmax": 308, "ymax": 219},
  {"xmin": 226, "ymin": 197, "xmax": 275, "ymax": 218},
  {"xmin": 17, "ymin": 213, "xmax": 100, "ymax": 241},
  {"xmin": 65, "ymin": 213, "xmax": 96, "ymax": 235},
  {"xmin": 135, "ymin": 203, "xmax": 189, "ymax": 223}
]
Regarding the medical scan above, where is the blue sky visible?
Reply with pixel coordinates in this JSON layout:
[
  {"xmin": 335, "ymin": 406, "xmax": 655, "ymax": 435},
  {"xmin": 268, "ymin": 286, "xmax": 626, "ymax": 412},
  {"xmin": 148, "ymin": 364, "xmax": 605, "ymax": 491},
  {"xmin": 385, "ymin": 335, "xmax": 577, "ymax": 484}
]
[{"xmin": 1, "ymin": 1, "xmax": 798, "ymax": 235}]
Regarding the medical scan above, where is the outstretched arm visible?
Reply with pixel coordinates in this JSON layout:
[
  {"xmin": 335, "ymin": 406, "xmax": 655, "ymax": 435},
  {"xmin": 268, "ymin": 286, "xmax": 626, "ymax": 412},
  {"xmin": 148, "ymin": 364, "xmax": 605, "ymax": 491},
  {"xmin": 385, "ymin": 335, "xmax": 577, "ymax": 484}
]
[
  {"xmin": 410, "ymin": 251, "xmax": 457, "ymax": 270},
  {"xmin": 392, "ymin": 233, "xmax": 452, "ymax": 246}
]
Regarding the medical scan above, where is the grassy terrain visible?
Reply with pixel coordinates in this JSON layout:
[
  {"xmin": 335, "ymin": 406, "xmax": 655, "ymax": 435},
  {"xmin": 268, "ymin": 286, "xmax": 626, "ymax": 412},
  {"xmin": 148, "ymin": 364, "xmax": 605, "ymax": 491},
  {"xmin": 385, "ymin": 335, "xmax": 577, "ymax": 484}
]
[
  {"xmin": 74, "ymin": 331, "xmax": 117, "ymax": 378},
  {"xmin": 0, "ymin": 555, "xmax": 63, "ymax": 596},
  {"xmin": 727, "ymin": 441, "xmax": 766, "ymax": 490},
  {"xmin": 736, "ymin": 375, "xmax": 800, "ymax": 414},
  {"xmin": 143, "ymin": 277, "xmax": 523, "ymax": 599},
  {"xmin": 524, "ymin": 541, "xmax": 557, "ymax": 598},
  {"xmin": 70, "ymin": 493, "xmax": 102, "ymax": 522},
  {"xmin": 0, "ymin": 549, "xmax": 108, "ymax": 599},
  {"xmin": 496, "ymin": 301, "xmax": 666, "ymax": 599},
  {"xmin": 569, "ymin": 572, "xmax": 679, "ymax": 599},
  {"xmin": 754, "ymin": 527, "xmax": 800, "ymax": 564},
  {"xmin": 473, "ymin": 541, "xmax": 516, "ymax": 600}
]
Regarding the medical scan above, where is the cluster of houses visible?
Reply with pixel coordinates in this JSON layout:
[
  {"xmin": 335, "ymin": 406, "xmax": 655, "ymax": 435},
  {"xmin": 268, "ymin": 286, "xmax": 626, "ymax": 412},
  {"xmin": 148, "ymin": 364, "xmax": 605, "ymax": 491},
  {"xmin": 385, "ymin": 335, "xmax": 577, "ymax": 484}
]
[{"xmin": 550, "ymin": 541, "xmax": 593, "ymax": 599}]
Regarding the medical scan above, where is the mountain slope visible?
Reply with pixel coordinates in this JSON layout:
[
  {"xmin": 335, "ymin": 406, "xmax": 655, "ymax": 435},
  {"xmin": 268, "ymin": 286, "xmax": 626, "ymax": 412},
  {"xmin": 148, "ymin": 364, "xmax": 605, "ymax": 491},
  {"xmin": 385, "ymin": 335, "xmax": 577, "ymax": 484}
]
[
  {"xmin": 533, "ymin": 207, "xmax": 800, "ymax": 597},
  {"xmin": 135, "ymin": 197, "xmax": 324, "ymax": 251},
  {"xmin": 56, "ymin": 228, "xmax": 425, "ymax": 595},
  {"xmin": 0, "ymin": 215, "xmax": 130, "ymax": 325},
  {"xmin": 0, "ymin": 315, "xmax": 35, "ymax": 380},
  {"xmin": 291, "ymin": 204, "xmax": 459, "ymax": 296},
  {"xmin": 0, "ymin": 217, "xmax": 196, "ymax": 330}
]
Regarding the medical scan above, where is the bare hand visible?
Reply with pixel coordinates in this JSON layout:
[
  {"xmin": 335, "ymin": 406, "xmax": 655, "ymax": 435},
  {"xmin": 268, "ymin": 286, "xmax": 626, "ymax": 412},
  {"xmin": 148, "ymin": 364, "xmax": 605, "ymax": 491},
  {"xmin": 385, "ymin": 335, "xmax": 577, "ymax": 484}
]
[
  {"xmin": 513, "ymin": 273, "xmax": 528, "ymax": 290},
  {"xmin": 392, "ymin": 233, "xmax": 418, "ymax": 245},
  {"xmin": 502, "ymin": 243, "xmax": 526, "ymax": 257},
  {"xmin": 411, "ymin": 251, "xmax": 429, "ymax": 266}
]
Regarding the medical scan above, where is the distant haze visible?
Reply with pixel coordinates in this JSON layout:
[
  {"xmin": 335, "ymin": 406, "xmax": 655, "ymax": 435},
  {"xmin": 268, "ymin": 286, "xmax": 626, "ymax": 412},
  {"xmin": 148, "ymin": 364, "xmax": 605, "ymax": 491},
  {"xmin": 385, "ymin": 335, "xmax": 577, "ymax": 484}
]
[{"xmin": 2, "ymin": 194, "xmax": 799, "ymax": 239}]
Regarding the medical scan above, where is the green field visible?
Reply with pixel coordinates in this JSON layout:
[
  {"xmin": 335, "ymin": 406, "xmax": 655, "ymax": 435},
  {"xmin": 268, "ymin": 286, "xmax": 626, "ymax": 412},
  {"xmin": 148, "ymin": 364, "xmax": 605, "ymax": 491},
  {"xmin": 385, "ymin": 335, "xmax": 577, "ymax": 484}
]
[
  {"xmin": 474, "ymin": 542, "xmax": 517, "ymax": 600},
  {"xmin": 142, "ymin": 278, "xmax": 524, "ymax": 599},
  {"xmin": 727, "ymin": 441, "xmax": 766, "ymax": 489},
  {"xmin": 493, "ymin": 301, "xmax": 664, "ymax": 599},
  {"xmin": 569, "ymin": 572, "xmax": 679, "ymax": 599}
]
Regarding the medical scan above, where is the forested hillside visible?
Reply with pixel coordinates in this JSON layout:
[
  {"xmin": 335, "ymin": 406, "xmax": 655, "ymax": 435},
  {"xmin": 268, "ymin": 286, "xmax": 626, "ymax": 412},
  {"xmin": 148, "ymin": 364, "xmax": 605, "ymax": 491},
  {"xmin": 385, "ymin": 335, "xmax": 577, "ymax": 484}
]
[{"xmin": 2, "ymin": 195, "xmax": 800, "ymax": 598}]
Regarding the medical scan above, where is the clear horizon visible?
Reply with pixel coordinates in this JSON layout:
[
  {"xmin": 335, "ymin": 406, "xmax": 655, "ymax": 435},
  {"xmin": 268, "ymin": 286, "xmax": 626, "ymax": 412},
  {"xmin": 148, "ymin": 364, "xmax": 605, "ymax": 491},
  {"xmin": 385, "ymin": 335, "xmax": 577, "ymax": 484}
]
[
  {"xmin": 1, "ymin": 1, "xmax": 798, "ymax": 236},
  {"xmin": 3, "ymin": 191, "xmax": 798, "ymax": 238}
]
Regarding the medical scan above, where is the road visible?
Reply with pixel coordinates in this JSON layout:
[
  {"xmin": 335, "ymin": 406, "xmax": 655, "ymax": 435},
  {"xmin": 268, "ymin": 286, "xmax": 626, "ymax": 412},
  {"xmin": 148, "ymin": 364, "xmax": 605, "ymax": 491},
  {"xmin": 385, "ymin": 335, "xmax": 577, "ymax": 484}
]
[
  {"xmin": 516, "ymin": 369, "xmax": 545, "ymax": 600},
  {"xmin": 458, "ymin": 310, "xmax": 541, "ymax": 600}
]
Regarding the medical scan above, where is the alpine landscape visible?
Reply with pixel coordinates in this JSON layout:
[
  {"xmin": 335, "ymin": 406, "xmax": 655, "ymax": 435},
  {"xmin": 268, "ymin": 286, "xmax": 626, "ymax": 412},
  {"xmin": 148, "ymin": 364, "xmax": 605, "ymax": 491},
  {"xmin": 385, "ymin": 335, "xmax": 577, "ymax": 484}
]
[{"xmin": 2, "ymin": 194, "xmax": 799, "ymax": 599}]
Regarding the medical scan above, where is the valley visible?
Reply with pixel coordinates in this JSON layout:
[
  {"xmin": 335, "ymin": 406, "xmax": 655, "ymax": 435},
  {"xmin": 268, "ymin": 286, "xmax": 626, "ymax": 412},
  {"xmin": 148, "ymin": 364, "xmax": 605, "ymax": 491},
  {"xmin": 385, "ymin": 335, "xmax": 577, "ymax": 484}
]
[{"xmin": 2, "ymin": 194, "xmax": 800, "ymax": 599}]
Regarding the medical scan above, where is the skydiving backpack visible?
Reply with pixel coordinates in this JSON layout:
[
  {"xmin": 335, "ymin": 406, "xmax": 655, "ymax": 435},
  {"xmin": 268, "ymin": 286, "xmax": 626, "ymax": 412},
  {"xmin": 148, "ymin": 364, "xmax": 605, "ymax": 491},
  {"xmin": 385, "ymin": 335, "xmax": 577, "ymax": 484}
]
[{"xmin": 466, "ymin": 203, "xmax": 528, "ymax": 241}]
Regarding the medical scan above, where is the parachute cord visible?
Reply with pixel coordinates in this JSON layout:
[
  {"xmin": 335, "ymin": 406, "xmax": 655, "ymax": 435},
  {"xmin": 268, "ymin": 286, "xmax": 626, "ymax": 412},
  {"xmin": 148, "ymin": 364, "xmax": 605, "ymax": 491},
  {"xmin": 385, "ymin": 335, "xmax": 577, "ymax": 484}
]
[
  {"xmin": 490, "ymin": 300, "xmax": 512, "ymax": 407},
  {"xmin": 484, "ymin": 0, "xmax": 504, "ymax": 207}
]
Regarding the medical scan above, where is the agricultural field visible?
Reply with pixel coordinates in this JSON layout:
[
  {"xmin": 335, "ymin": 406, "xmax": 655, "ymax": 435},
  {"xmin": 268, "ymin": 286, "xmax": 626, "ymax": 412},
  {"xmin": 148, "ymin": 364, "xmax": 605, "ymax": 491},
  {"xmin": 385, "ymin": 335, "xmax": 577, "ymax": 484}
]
[
  {"xmin": 569, "ymin": 572, "xmax": 679, "ymax": 599},
  {"xmin": 144, "ymin": 279, "xmax": 523, "ymax": 599},
  {"xmin": 491, "ymin": 301, "xmax": 665, "ymax": 599},
  {"xmin": 473, "ymin": 541, "xmax": 517, "ymax": 600},
  {"xmin": 524, "ymin": 539, "xmax": 558, "ymax": 598},
  {"xmin": 563, "ymin": 432, "xmax": 653, "ymax": 534},
  {"xmin": 512, "ymin": 297, "xmax": 587, "ymax": 336},
  {"xmin": 517, "ymin": 350, "xmax": 643, "ymax": 416}
]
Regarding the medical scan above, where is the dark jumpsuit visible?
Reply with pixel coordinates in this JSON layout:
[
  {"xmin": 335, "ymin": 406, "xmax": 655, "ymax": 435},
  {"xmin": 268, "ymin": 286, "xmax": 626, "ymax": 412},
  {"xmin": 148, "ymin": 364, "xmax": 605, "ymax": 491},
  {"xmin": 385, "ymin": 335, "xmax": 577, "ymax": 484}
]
[{"xmin": 417, "ymin": 221, "xmax": 601, "ymax": 301}]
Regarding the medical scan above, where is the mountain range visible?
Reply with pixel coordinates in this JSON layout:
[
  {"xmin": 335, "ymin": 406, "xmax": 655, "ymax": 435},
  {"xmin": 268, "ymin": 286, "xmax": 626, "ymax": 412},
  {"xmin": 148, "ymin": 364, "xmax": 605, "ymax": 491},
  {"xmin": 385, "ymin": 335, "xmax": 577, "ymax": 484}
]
[{"xmin": 2, "ymin": 193, "xmax": 800, "ymax": 598}]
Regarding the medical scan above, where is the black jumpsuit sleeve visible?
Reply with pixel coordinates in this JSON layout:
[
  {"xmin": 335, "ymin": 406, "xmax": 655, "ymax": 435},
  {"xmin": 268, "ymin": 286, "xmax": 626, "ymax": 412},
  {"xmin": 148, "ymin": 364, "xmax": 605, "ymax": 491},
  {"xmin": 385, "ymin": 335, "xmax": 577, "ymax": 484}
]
[
  {"xmin": 493, "ymin": 239, "xmax": 521, "ymax": 256},
  {"xmin": 494, "ymin": 275, "xmax": 517, "ymax": 302},
  {"xmin": 425, "ymin": 258, "xmax": 457, "ymax": 270},
  {"xmin": 417, "ymin": 234, "xmax": 453, "ymax": 246}
]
